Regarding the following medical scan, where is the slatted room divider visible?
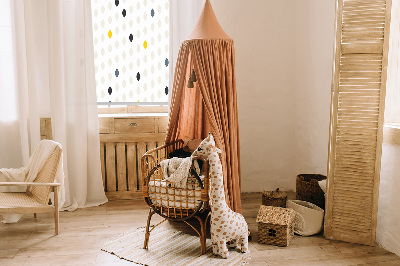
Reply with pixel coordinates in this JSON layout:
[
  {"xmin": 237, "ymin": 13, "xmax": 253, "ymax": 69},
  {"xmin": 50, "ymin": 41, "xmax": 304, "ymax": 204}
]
[{"xmin": 325, "ymin": 0, "xmax": 392, "ymax": 245}]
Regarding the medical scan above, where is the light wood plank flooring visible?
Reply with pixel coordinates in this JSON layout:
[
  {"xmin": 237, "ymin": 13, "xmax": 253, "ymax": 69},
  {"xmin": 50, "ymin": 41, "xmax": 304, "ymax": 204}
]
[{"xmin": 1, "ymin": 193, "xmax": 399, "ymax": 265}]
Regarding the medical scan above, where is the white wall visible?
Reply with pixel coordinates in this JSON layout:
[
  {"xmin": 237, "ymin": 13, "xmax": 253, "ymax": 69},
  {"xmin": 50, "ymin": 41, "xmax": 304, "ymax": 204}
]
[
  {"xmin": 294, "ymin": 1, "xmax": 335, "ymax": 177},
  {"xmin": 377, "ymin": 142, "xmax": 400, "ymax": 256},
  {"xmin": 211, "ymin": 0, "xmax": 335, "ymax": 192},
  {"xmin": 212, "ymin": 0, "xmax": 297, "ymax": 192}
]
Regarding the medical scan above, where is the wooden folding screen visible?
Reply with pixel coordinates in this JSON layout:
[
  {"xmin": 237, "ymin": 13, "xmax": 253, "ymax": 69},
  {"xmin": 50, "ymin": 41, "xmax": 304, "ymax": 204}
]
[{"xmin": 325, "ymin": 0, "xmax": 392, "ymax": 245}]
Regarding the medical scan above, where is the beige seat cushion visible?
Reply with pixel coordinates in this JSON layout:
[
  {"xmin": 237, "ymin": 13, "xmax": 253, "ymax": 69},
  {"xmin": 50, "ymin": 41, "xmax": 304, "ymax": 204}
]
[{"xmin": 0, "ymin": 193, "xmax": 41, "ymax": 207}]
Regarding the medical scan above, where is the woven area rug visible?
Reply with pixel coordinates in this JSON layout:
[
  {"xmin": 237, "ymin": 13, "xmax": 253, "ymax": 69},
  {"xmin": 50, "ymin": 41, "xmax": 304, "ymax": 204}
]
[{"xmin": 102, "ymin": 226, "xmax": 250, "ymax": 265}]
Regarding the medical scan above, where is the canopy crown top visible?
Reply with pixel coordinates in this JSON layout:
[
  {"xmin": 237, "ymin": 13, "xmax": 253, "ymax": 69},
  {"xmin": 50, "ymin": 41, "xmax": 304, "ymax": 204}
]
[{"xmin": 188, "ymin": 0, "xmax": 231, "ymax": 40}]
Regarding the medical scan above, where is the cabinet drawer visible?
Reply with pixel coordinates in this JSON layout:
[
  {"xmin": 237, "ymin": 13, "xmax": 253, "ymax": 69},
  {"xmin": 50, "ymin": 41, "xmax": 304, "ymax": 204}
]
[{"xmin": 114, "ymin": 118, "xmax": 155, "ymax": 133}]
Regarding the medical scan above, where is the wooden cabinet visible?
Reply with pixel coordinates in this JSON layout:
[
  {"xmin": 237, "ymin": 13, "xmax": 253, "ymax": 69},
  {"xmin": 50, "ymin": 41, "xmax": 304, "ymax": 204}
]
[
  {"xmin": 98, "ymin": 117, "xmax": 113, "ymax": 134},
  {"xmin": 157, "ymin": 117, "xmax": 168, "ymax": 133},
  {"xmin": 41, "ymin": 115, "xmax": 169, "ymax": 201},
  {"xmin": 98, "ymin": 115, "xmax": 168, "ymax": 200}
]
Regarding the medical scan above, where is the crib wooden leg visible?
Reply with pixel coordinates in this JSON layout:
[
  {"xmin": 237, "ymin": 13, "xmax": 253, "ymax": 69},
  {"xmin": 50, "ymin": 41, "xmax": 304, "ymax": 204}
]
[
  {"xmin": 144, "ymin": 209, "xmax": 155, "ymax": 249},
  {"xmin": 199, "ymin": 217, "xmax": 206, "ymax": 255},
  {"xmin": 193, "ymin": 214, "xmax": 209, "ymax": 255},
  {"xmin": 34, "ymin": 213, "xmax": 37, "ymax": 218}
]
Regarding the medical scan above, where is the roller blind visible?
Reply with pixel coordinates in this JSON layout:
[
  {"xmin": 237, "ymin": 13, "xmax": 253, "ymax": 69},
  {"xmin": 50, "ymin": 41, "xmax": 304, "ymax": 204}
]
[
  {"xmin": 325, "ymin": 0, "xmax": 392, "ymax": 245},
  {"xmin": 91, "ymin": 0, "xmax": 170, "ymax": 104}
]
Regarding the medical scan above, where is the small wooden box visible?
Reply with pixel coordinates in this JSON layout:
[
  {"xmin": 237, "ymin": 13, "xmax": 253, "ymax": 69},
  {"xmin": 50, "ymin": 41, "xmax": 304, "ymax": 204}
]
[
  {"xmin": 262, "ymin": 188, "xmax": 287, "ymax": 208},
  {"xmin": 256, "ymin": 205, "xmax": 296, "ymax": 247}
]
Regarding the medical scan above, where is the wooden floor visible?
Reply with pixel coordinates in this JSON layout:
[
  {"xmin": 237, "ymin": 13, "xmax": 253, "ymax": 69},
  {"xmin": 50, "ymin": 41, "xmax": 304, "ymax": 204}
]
[{"xmin": 1, "ymin": 193, "xmax": 399, "ymax": 266}]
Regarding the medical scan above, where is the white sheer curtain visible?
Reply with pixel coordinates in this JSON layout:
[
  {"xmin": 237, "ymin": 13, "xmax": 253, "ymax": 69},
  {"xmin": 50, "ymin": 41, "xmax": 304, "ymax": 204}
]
[
  {"xmin": 0, "ymin": 0, "xmax": 25, "ymax": 170},
  {"xmin": 0, "ymin": 0, "xmax": 28, "ymax": 198},
  {"xmin": 0, "ymin": 0, "xmax": 107, "ymax": 211},
  {"xmin": 169, "ymin": 0, "xmax": 204, "ymax": 103}
]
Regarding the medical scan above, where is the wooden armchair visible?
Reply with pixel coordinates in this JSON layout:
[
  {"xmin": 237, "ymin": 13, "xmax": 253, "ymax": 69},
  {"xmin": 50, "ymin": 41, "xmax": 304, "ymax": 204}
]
[{"xmin": 0, "ymin": 145, "xmax": 62, "ymax": 234}]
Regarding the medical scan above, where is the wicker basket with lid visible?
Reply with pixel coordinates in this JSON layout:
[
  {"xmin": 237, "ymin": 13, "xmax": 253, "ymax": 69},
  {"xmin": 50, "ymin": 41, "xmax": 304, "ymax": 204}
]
[{"xmin": 262, "ymin": 188, "xmax": 287, "ymax": 208}]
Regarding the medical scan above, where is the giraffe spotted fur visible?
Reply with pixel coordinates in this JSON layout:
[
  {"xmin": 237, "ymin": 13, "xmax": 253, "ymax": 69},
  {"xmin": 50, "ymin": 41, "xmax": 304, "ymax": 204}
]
[{"xmin": 192, "ymin": 134, "xmax": 248, "ymax": 258}]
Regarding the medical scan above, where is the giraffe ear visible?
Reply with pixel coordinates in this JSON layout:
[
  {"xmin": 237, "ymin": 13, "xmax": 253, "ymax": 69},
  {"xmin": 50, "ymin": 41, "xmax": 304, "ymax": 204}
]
[{"xmin": 211, "ymin": 144, "xmax": 222, "ymax": 154}]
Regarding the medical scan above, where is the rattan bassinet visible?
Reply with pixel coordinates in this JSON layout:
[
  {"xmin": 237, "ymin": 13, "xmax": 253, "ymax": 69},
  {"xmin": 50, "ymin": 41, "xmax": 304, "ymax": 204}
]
[{"xmin": 141, "ymin": 140, "xmax": 210, "ymax": 254}]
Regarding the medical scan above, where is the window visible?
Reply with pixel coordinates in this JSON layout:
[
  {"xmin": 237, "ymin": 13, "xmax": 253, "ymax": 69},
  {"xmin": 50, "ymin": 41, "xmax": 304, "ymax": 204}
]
[
  {"xmin": 91, "ymin": 0, "xmax": 170, "ymax": 105},
  {"xmin": 383, "ymin": 2, "xmax": 400, "ymax": 146},
  {"xmin": 385, "ymin": 2, "xmax": 400, "ymax": 124}
]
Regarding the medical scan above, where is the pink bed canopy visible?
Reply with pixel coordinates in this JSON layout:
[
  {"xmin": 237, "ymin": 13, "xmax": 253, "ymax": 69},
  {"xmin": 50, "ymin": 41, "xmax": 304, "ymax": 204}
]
[{"xmin": 166, "ymin": 0, "xmax": 242, "ymax": 212}]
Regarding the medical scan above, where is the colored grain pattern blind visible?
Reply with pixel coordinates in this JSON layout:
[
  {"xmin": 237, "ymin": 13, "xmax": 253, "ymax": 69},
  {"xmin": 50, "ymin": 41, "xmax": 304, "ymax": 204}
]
[{"xmin": 325, "ymin": 0, "xmax": 392, "ymax": 245}]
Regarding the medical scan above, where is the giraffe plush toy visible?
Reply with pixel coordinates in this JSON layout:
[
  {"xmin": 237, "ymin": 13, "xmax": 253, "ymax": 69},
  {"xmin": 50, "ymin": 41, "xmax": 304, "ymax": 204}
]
[{"xmin": 192, "ymin": 133, "xmax": 248, "ymax": 258}]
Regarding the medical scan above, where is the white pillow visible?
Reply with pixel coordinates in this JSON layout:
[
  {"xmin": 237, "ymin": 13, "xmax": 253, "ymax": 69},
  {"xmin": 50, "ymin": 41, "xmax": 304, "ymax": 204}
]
[{"xmin": 318, "ymin": 179, "xmax": 327, "ymax": 194}]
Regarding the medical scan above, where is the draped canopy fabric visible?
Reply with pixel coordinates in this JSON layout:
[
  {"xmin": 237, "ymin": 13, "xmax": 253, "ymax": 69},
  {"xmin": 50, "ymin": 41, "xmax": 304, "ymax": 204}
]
[{"xmin": 166, "ymin": 38, "xmax": 242, "ymax": 212}]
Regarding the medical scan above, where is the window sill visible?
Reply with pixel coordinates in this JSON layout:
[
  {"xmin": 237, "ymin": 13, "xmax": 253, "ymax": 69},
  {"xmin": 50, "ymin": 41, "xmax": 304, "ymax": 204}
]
[
  {"xmin": 383, "ymin": 123, "xmax": 400, "ymax": 146},
  {"xmin": 97, "ymin": 105, "xmax": 168, "ymax": 117},
  {"xmin": 98, "ymin": 113, "xmax": 167, "ymax": 118}
]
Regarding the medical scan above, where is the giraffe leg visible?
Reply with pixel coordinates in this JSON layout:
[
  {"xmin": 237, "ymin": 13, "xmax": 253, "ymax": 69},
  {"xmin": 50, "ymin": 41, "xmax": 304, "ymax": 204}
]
[
  {"xmin": 217, "ymin": 241, "xmax": 229, "ymax": 259},
  {"xmin": 227, "ymin": 239, "xmax": 237, "ymax": 249},
  {"xmin": 238, "ymin": 235, "xmax": 249, "ymax": 253},
  {"xmin": 212, "ymin": 241, "xmax": 218, "ymax": 255}
]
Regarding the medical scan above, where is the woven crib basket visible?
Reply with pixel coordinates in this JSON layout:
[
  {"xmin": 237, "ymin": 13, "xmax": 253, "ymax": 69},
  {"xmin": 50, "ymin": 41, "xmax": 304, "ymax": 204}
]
[
  {"xmin": 262, "ymin": 188, "xmax": 287, "ymax": 208},
  {"xmin": 296, "ymin": 174, "xmax": 326, "ymax": 210}
]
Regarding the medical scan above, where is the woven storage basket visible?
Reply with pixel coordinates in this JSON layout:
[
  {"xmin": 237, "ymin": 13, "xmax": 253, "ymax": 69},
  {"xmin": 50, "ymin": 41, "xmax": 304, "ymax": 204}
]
[
  {"xmin": 262, "ymin": 188, "xmax": 287, "ymax": 208},
  {"xmin": 296, "ymin": 174, "xmax": 326, "ymax": 210},
  {"xmin": 256, "ymin": 205, "xmax": 296, "ymax": 247}
]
